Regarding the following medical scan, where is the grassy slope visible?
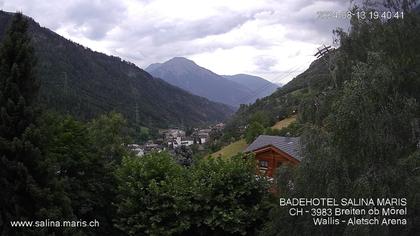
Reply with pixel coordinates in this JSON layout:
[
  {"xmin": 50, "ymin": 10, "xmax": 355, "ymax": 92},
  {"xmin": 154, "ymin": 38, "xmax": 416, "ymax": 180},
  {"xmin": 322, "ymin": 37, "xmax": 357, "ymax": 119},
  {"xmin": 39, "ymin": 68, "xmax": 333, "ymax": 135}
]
[
  {"xmin": 210, "ymin": 139, "xmax": 248, "ymax": 158},
  {"xmin": 271, "ymin": 115, "xmax": 297, "ymax": 130},
  {"xmin": 211, "ymin": 115, "xmax": 298, "ymax": 158}
]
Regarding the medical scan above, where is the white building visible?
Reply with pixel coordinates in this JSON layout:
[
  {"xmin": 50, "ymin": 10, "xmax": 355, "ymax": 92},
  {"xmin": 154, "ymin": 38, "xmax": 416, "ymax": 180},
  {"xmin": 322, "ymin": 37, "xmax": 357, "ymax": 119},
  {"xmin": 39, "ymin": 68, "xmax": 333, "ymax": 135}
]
[
  {"xmin": 127, "ymin": 144, "xmax": 144, "ymax": 157},
  {"xmin": 199, "ymin": 136, "xmax": 207, "ymax": 144},
  {"xmin": 181, "ymin": 139, "xmax": 194, "ymax": 146},
  {"xmin": 169, "ymin": 137, "xmax": 194, "ymax": 148}
]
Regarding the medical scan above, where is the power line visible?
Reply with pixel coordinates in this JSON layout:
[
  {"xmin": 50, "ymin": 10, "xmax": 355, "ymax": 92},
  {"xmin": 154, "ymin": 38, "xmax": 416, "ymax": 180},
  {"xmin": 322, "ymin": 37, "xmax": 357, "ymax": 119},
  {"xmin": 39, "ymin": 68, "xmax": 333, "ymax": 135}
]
[
  {"xmin": 270, "ymin": 64, "xmax": 307, "ymax": 84},
  {"xmin": 234, "ymin": 61, "xmax": 310, "ymax": 105}
]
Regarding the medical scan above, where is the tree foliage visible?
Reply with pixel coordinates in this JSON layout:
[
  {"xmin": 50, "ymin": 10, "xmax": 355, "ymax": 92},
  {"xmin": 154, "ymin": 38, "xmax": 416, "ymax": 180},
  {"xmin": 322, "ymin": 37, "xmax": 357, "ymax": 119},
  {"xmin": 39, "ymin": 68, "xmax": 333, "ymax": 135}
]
[
  {"xmin": 39, "ymin": 112, "xmax": 130, "ymax": 235},
  {"xmin": 262, "ymin": 2, "xmax": 420, "ymax": 235},
  {"xmin": 174, "ymin": 145, "xmax": 194, "ymax": 167},
  {"xmin": 0, "ymin": 13, "xmax": 71, "ymax": 235},
  {"xmin": 245, "ymin": 121, "xmax": 265, "ymax": 143},
  {"xmin": 115, "ymin": 153, "xmax": 271, "ymax": 236}
]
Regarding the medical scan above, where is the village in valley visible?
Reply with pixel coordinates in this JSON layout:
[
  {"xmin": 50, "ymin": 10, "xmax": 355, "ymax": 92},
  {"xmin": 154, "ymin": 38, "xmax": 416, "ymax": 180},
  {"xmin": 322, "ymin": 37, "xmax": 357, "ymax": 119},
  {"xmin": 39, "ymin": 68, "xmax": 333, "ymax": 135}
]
[{"xmin": 128, "ymin": 123, "xmax": 225, "ymax": 157}]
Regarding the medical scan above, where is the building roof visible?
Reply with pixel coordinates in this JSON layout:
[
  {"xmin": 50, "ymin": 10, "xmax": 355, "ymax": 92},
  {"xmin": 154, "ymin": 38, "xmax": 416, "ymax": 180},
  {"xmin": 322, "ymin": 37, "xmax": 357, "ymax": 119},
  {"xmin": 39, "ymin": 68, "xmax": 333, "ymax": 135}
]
[{"xmin": 244, "ymin": 135, "xmax": 302, "ymax": 161}]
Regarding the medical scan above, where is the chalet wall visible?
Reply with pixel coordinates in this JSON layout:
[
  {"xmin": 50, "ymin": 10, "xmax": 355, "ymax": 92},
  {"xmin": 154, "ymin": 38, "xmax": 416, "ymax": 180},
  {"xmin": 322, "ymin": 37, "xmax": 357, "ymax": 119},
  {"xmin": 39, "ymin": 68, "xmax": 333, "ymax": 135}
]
[{"xmin": 254, "ymin": 147, "xmax": 299, "ymax": 177}]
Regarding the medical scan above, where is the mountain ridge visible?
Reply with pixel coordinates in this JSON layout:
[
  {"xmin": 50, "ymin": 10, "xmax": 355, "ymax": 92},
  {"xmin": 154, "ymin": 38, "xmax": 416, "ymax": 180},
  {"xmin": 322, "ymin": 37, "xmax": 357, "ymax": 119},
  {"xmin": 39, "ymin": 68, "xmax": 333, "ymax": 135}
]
[
  {"xmin": 221, "ymin": 53, "xmax": 331, "ymax": 140},
  {"xmin": 146, "ymin": 57, "xmax": 278, "ymax": 107},
  {"xmin": 222, "ymin": 74, "xmax": 278, "ymax": 100},
  {"xmin": 0, "ymin": 11, "xmax": 233, "ymax": 128}
]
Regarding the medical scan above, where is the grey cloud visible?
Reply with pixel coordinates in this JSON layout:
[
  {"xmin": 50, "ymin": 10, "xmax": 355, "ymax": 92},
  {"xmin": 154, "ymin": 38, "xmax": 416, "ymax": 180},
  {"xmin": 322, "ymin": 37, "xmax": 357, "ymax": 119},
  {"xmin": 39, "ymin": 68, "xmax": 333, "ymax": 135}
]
[
  {"xmin": 254, "ymin": 56, "xmax": 278, "ymax": 71},
  {"xmin": 65, "ymin": 0, "xmax": 126, "ymax": 39},
  {"xmin": 106, "ymin": 9, "xmax": 272, "ymax": 66},
  {"xmin": 111, "ymin": 30, "xmax": 274, "ymax": 70},
  {"xmin": 288, "ymin": 50, "xmax": 301, "ymax": 58},
  {"xmin": 122, "ymin": 10, "xmax": 261, "ymax": 46},
  {"xmin": 111, "ymin": 0, "xmax": 349, "ymax": 69},
  {"xmin": 2, "ymin": 0, "xmax": 356, "ymax": 79},
  {"xmin": 272, "ymin": 0, "xmax": 351, "ymax": 43},
  {"xmin": 154, "ymin": 14, "xmax": 251, "ymax": 44}
]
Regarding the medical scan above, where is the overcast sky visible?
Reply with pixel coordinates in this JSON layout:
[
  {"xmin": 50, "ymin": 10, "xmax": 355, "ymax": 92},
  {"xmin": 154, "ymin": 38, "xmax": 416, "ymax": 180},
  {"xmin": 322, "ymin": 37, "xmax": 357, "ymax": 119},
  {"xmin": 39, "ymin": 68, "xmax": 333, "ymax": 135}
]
[{"xmin": 1, "ymin": 0, "xmax": 351, "ymax": 84}]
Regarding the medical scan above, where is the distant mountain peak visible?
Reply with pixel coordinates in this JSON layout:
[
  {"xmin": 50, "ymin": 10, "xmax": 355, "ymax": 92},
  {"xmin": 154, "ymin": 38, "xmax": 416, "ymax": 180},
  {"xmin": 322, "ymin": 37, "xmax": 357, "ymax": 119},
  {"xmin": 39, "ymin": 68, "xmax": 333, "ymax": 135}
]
[
  {"xmin": 146, "ymin": 58, "xmax": 279, "ymax": 107},
  {"xmin": 146, "ymin": 58, "xmax": 253, "ymax": 106},
  {"xmin": 169, "ymin": 56, "xmax": 194, "ymax": 62},
  {"xmin": 146, "ymin": 57, "xmax": 200, "ymax": 74},
  {"xmin": 164, "ymin": 57, "xmax": 198, "ymax": 67}
]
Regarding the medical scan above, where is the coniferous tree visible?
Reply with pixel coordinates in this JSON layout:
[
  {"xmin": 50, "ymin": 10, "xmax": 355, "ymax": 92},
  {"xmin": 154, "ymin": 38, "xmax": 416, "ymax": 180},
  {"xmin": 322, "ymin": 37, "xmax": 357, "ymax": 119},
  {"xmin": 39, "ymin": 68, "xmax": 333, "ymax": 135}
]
[{"xmin": 0, "ymin": 13, "xmax": 71, "ymax": 235}]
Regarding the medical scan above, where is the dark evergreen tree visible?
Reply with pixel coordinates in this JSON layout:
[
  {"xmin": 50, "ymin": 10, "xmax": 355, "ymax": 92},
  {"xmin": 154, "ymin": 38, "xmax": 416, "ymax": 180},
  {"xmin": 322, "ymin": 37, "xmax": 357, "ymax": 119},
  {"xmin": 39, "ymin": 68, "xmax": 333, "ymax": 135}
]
[
  {"xmin": 0, "ymin": 13, "xmax": 71, "ymax": 235},
  {"xmin": 38, "ymin": 112, "xmax": 129, "ymax": 235},
  {"xmin": 0, "ymin": 12, "xmax": 40, "ymax": 234}
]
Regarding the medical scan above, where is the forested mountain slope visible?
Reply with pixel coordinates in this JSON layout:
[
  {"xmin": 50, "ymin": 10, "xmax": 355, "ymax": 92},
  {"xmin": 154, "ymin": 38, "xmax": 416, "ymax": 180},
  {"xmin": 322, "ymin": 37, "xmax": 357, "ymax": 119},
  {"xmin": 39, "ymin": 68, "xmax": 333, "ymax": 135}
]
[
  {"xmin": 222, "ymin": 54, "xmax": 331, "ymax": 139},
  {"xmin": 0, "ymin": 11, "xmax": 233, "ymax": 128}
]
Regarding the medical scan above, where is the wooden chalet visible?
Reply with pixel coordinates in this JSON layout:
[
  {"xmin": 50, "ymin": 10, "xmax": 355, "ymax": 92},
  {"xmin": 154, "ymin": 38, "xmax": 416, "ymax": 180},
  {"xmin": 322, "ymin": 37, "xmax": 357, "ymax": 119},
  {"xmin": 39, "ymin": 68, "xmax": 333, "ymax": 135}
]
[{"xmin": 244, "ymin": 135, "xmax": 302, "ymax": 177}]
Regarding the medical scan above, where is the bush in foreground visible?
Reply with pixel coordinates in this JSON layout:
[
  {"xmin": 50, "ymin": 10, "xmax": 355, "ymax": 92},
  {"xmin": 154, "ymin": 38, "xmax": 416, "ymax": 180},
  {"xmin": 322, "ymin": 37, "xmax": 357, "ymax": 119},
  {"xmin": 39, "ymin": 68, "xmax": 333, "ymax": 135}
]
[{"xmin": 114, "ymin": 153, "xmax": 271, "ymax": 236}]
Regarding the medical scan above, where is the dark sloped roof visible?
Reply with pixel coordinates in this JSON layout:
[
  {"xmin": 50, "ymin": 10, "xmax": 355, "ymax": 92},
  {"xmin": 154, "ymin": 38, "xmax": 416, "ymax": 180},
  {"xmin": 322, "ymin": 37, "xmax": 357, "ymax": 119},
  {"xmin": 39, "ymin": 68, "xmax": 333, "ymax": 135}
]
[{"xmin": 245, "ymin": 135, "xmax": 302, "ymax": 161}]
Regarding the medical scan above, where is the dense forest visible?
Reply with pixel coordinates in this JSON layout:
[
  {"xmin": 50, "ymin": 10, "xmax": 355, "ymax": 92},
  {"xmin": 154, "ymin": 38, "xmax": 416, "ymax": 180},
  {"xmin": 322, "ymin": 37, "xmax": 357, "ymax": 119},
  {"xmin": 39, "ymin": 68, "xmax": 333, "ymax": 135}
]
[{"xmin": 1, "ymin": 0, "xmax": 420, "ymax": 235}]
